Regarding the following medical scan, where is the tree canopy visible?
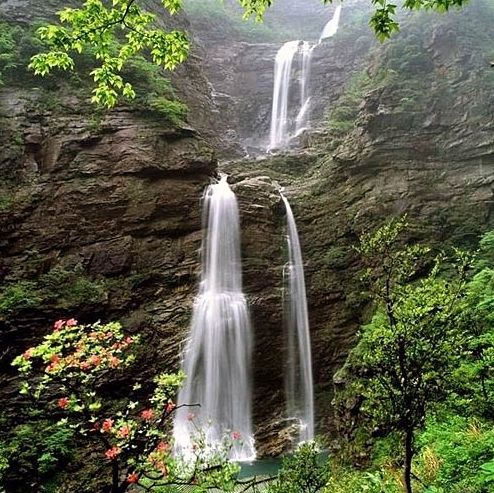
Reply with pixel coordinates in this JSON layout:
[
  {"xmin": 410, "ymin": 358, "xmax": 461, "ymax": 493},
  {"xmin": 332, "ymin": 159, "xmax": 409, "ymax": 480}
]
[{"xmin": 26, "ymin": 0, "xmax": 470, "ymax": 107}]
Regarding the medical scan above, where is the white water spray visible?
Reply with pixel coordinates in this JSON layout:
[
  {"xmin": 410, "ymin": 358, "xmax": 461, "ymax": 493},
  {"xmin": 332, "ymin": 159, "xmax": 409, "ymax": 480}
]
[
  {"xmin": 319, "ymin": 4, "xmax": 342, "ymax": 42},
  {"xmin": 281, "ymin": 193, "xmax": 314, "ymax": 443},
  {"xmin": 268, "ymin": 5, "xmax": 342, "ymax": 151},
  {"xmin": 269, "ymin": 40, "xmax": 300, "ymax": 151},
  {"xmin": 295, "ymin": 41, "xmax": 314, "ymax": 136},
  {"xmin": 174, "ymin": 175, "xmax": 255, "ymax": 461}
]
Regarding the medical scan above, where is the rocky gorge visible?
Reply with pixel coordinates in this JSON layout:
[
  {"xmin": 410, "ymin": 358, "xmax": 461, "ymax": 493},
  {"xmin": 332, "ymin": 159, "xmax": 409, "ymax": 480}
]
[{"xmin": 1, "ymin": 0, "xmax": 494, "ymax": 489}]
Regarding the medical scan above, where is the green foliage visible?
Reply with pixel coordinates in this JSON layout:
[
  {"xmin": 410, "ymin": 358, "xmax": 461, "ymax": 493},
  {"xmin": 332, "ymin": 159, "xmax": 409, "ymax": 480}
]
[
  {"xmin": 0, "ymin": 22, "xmax": 18, "ymax": 86},
  {"xmin": 0, "ymin": 420, "xmax": 74, "ymax": 491},
  {"xmin": 266, "ymin": 442, "xmax": 328, "ymax": 493},
  {"xmin": 0, "ymin": 21, "xmax": 55, "ymax": 89},
  {"xmin": 184, "ymin": 0, "xmax": 291, "ymax": 42},
  {"xmin": 0, "ymin": 281, "xmax": 42, "ymax": 314},
  {"xmin": 29, "ymin": 0, "xmax": 189, "ymax": 108},
  {"xmin": 146, "ymin": 96, "xmax": 187, "ymax": 123},
  {"xmin": 324, "ymin": 465, "xmax": 402, "ymax": 493},
  {"xmin": 340, "ymin": 218, "xmax": 471, "ymax": 492},
  {"xmin": 0, "ymin": 265, "xmax": 107, "ymax": 315},
  {"xmin": 416, "ymin": 415, "xmax": 494, "ymax": 493}
]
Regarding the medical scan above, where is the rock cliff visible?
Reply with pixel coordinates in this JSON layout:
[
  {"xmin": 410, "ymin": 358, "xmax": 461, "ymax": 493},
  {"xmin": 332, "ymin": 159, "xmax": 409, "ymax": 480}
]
[{"xmin": 1, "ymin": 1, "xmax": 494, "ymax": 486}]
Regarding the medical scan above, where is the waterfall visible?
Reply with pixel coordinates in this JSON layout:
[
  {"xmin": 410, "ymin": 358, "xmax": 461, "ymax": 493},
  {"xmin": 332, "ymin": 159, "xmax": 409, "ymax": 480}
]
[
  {"xmin": 319, "ymin": 4, "xmax": 342, "ymax": 42},
  {"xmin": 174, "ymin": 175, "xmax": 255, "ymax": 461},
  {"xmin": 281, "ymin": 193, "xmax": 314, "ymax": 443},
  {"xmin": 295, "ymin": 41, "xmax": 314, "ymax": 136},
  {"xmin": 268, "ymin": 5, "xmax": 342, "ymax": 151},
  {"xmin": 268, "ymin": 40, "xmax": 300, "ymax": 151}
]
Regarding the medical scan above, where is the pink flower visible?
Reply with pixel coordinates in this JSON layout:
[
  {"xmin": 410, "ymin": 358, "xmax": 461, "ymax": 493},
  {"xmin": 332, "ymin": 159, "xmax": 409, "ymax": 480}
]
[
  {"xmin": 80, "ymin": 361, "xmax": 90, "ymax": 371},
  {"xmin": 231, "ymin": 431, "xmax": 241, "ymax": 440},
  {"xmin": 22, "ymin": 348, "xmax": 34, "ymax": 360},
  {"xmin": 102, "ymin": 418, "xmax": 114, "ymax": 432},
  {"xmin": 127, "ymin": 472, "xmax": 139, "ymax": 484},
  {"xmin": 118, "ymin": 425, "xmax": 131, "ymax": 438},
  {"xmin": 50, "ymin": 354, "xmax": 61, "ymax": 364},
  {"xmin": 141, "ymin": 409, "xmax": 154, "ymax": 421},
  {"xmin": 57, "ymin": 397, "xmax": 69, "ymax": 409},
  {"xmin": 156, "ymin": 441, "xmax": 170, "ymax": 452},
  {"xmin": 90, "ymin": 355, "xmax": 101, "ymax": 366},
  {"xmin": 109, "ymin": 356, "xmax": 121, "ymax": 368},
  {"xmin": 53, "ymin": 319, "xmax": 65, "ymax": 331},
  {"xmin": 125, "ymin": 336, "xmax": 133, "ymax": 345},
  {"xmin": 105, "ymin": 447, "xmax": 121, "ymax": 460},
  {"xmin": 66, "ymin": 318, "xmax": 77, "ymax": 327},
  {"xmin": 165, "ymin": 402, "xmax": 176, "ymax": 414}
]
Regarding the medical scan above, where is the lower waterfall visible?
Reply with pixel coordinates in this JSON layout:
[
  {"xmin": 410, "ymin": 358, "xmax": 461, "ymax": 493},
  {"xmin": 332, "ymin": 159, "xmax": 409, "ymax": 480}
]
[
  {"xmin": 281, "ymin": 193, "xmax": 315, "ymax": 443},
  {"xmin": 173, "ymin": 175, "xmax": 255, "ymax": 461}
]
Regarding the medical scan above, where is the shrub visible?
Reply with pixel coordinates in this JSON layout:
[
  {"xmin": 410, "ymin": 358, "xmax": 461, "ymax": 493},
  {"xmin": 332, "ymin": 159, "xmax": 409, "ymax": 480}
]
[
  {"xmin": 0, "ymin": 281, "xmax": 41, "ymax": 314},
  {"xmin": 11, "ymin": 319, "xmax": 240, "ymax": 493},
  {"xmin": 266, "ymin": 442, "xmax": 328, "ymax": 493},
  {"xmin": 416, "ymin": 415, "xmax": 494, "ymax": 493},
  {"xmin": 0, "ymin": 420, "xmax": 74, "ymax": 491}
]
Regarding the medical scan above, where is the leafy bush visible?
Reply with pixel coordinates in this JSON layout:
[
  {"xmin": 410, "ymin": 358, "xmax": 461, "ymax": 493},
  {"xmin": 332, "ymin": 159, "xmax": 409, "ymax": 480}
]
[
  {"xmin": 10, "ymin": 319, "xmax": 240, "ymax": 492},
  {"xmin": 0, "ymin": 281, "xmax": 41, "ymax": 314},
  {"xmin": 266, "ymin": 442, "xmax": 328, "ymax": 493},
  {"xmin": 184, "ymin": 0, "xmax": 291, "ymax": 42},
  {"xmin": 0, "ymin": 265, "xmax": 107, "ymax": 315},
  {"xmin": 324, "ymin": 466, "xmax": 402, "ymax": 493},
  {"xmin": 146, "ymin": 96, "xmax": 188, "ymax": 124},
  {"xmin": 0, "ymin": 420, "xmax": 73, "ymax": 492},
  {"xmin": 416, "ymin": 415, "xmax": 494, "ymax": 493}
]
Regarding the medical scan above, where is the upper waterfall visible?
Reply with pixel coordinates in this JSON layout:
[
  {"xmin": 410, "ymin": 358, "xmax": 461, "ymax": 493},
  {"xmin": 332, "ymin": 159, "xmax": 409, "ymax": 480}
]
[
  {"xmin": 281, "ymin": 193, "xmax": 315, "ymax": 443},
  {"xmin": 173, "ymin": 175, "xmax": 255, "ymax": 461},
  {"xmin": 269, "ymin": 40, "xmax": 300, "ymax": 151},
  {"xmin": 267, "ymin": 5, "xmax": 342, "ymax": 152},
  {"xmin": 294, "ymin": 41, "xmax": 314, "ymax": 137},
  {"xmin": 319, "ymin": 4, "xmax": 342, "ymax": 42}
]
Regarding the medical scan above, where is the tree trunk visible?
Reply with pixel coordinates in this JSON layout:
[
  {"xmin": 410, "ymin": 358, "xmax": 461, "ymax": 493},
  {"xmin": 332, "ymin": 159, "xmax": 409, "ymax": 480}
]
[{"xmin": 403, "ymin": 428, "xmax": 414, "ymax": 493}]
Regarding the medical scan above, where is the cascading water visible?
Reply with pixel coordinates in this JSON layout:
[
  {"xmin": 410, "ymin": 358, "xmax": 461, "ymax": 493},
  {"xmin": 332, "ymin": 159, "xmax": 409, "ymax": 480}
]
[
  {"xmin": 268, "ymin": 5, "xmax": 342, "ymax": 151},
  {"xmin": 174, "ymin": 175, "xmax": 255, "ymax": 461},
  {"xmin": 281, "ymin": 193, "xmax": 315, "ymax": 443},
  {"xmin": 269, "ymin": 40, "xmax": 300, "ymax": 151},
  {"xmin": 294, "ymin": 41, "xmax": 314, "ymax": 136},
  {"xmin": 319, "ymin": 4, "xmax": 342, "ymax": 42}
]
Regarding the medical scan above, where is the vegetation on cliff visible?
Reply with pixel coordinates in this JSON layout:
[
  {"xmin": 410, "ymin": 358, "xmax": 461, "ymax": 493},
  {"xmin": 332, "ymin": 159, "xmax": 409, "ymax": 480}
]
[
  {"xmin": 25, "ymin": 0, "xmax": 470, "ymax": 107},
  {"xmin": 3, "ymin": 223, "xmax": 494, "ymax": 492},
  {"xmin": 4, "ymin": 319, "xmax": 241, "ymax": 492}
]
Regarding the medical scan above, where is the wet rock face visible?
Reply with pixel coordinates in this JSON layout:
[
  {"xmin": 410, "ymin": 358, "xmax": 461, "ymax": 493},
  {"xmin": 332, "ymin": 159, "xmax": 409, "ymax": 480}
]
[
  {"xmin": 0, "ymin": 87, "xmax": 217, "ymax": 435},
  {"xmin": 216, "ymin": 1, "xmax": 494, "ymax": 449},
  {"xmin": 232, "ymin": 175, "xmax": 287, "ymax": 453}
]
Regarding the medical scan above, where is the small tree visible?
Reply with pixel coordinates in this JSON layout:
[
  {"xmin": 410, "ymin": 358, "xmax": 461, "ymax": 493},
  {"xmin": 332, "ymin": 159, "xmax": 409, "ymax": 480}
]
[
  {"xmin": 344, "ymin": 218, "xmax": 470, "ymax": 493},
  {"xmin": 266, "ymin": 441, "xmax": 328, "ymax": 493},
  {"xmin": 11, "ymin": 319, "xmax": 240, "ymax": 493}
]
